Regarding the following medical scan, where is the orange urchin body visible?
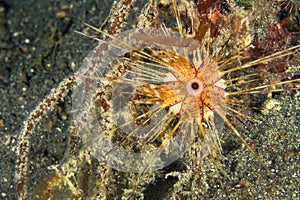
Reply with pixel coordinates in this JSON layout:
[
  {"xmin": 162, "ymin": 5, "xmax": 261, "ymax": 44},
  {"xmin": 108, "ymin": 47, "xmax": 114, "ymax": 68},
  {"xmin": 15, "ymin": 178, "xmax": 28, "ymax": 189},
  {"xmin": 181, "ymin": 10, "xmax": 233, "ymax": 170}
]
[{"xmin": 133, "ymin": 50, "xmax": 225, "ymax": 122}]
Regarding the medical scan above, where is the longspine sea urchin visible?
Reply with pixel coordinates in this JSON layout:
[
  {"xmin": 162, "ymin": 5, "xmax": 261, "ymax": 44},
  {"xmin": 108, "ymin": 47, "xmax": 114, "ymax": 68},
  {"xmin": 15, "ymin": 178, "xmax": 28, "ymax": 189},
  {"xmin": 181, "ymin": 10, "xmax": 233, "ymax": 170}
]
[{"xmin": 73, "ymin": 26, "xmax": 226, "ymax": 172}]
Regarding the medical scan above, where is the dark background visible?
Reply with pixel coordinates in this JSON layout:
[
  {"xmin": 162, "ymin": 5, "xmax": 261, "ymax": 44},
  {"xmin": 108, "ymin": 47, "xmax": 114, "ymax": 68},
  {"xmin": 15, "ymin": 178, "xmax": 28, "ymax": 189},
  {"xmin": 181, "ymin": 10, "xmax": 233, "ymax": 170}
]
[
  {"xmin": 0, "ymin": 0, "xmax": 115, "ymax": 199},
  {"xmin": 0, "ymin": 0, "xmax": 299, "ymax": 199}
]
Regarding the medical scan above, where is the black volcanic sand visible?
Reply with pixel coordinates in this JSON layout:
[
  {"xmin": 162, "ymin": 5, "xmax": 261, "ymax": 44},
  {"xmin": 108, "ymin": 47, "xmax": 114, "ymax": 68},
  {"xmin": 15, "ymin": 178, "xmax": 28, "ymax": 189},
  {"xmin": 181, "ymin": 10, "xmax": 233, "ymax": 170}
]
[
  {"xmin": 0, "ymin": 0, "xmax": 299, "ymax": 199},
  {"xmin": 0, "ymin": 0, "xmax": 115, "ymax": 199}
]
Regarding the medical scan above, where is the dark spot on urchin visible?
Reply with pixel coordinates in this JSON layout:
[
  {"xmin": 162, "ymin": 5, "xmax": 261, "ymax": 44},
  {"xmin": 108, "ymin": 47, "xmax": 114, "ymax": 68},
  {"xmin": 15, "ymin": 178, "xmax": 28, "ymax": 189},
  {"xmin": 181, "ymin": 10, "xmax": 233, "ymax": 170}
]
[{"xmin": 191, "ymin": 82, "xmax": 199, "ymax": 89}]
